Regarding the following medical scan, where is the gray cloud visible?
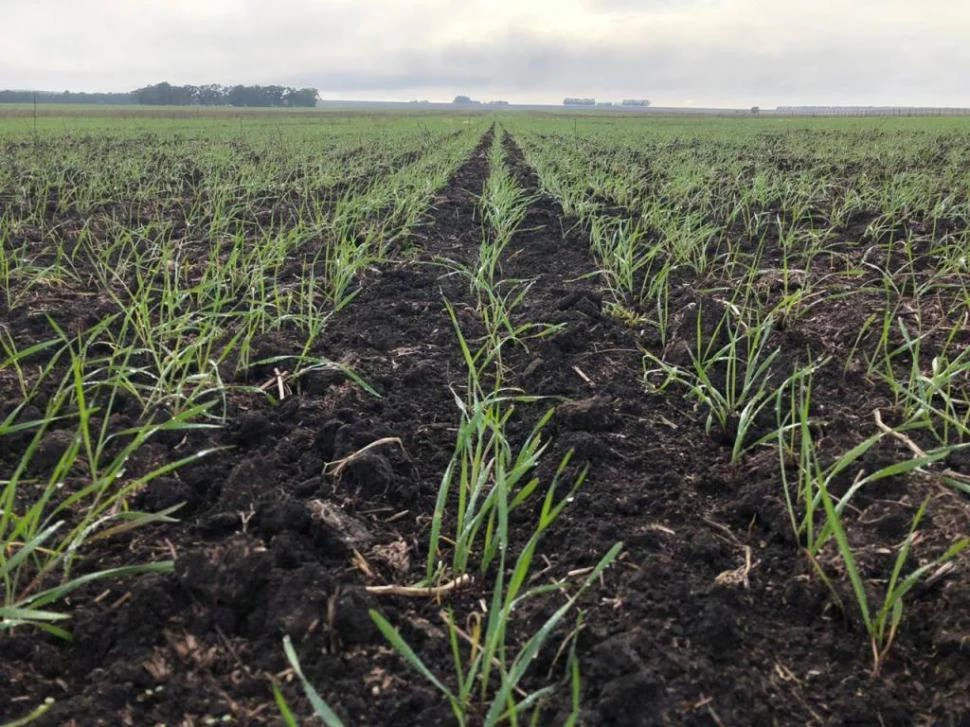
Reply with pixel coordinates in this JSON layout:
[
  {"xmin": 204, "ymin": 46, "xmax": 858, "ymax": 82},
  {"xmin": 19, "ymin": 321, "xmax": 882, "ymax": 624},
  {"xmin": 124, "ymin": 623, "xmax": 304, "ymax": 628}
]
[
  {"xmin": 320, "ymin": 29, "xmax": 969, "ymax": 107},
  {"xmin": 1, "ymin": 0, "xmax": 968, "ymax": 107},
  {"xmin": 583, "ymin": 0, "xmax": 722, "ymax": 11}
]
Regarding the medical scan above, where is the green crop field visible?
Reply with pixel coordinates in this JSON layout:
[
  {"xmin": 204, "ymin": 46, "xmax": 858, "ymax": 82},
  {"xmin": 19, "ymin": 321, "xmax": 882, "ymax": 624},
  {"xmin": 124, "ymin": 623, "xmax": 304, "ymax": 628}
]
[{"xmin": 1, "ymin": 108, "xmax": 968, "ymax": 725}]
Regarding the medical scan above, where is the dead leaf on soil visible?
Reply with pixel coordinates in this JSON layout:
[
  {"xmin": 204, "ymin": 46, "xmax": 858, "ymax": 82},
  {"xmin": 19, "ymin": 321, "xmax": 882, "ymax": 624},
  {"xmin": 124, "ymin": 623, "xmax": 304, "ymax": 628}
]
[{"xmin": 370, "ymin": 539, "xmax": 411, "ymax": 574}]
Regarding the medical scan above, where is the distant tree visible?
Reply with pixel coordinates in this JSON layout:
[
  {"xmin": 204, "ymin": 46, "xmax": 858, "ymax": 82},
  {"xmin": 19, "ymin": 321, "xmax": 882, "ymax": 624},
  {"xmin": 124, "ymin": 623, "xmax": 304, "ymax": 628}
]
[
  {"xmin": 750, "ymin": 106, "xmax": 760, "ymax": 115},
  {"xmin": 226, "ymin": 85, "xmax": 249, "ymax": 107},
  {"xmin": 197, "ymin": 84, "xmax": 225, "ymax": 105},
  {"xmin": 283, "ymin": 87, "xmax": 318, "ymax": 107},
  {"xmin": 263, "ymin": 85, "xmax": 286, "ymax": 107},
  {"xmin": 132, "ymin": 81, "xmax": 202, "ymax": 105},
  {"xmin": 621, "ymin": 99, "xmax": 651, "ymax": 107},
  {"xmin": 225, "ymin": 85, "xmax": 286, "ymax": 107},
  {"xmin": 173, "ymin": 84, "xmax": 197, "ymax": 105},
  {"xmin": 131, "ymin": 81, "xmax": 176, "ymax": 105},
  {"xmin": 453, "ymin": 95, "xmax": 480, "ymax": 104}
]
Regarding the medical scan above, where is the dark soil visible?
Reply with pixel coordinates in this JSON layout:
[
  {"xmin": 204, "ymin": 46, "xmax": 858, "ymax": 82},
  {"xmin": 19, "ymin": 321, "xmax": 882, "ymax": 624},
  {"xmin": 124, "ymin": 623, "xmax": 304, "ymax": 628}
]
[{"xmin": 2, "ymin": 127, "xmax": 969, "ymax": 726}]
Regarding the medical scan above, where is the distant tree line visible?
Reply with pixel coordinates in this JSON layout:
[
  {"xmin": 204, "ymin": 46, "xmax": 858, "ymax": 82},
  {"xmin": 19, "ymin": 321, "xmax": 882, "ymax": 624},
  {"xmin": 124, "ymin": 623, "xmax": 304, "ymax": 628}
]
[
  {"xmin": 0, "ymin": 83, "xmax": 319, "ymax": 108},
  {"xmin": 0, "ymin": 90, "xmax": 134, "ymax": 104},
  {"xmin": 451, "ymin": 96, "xmax": 509, "ymax": 106},
  {"xmin": 130, "ymin": 82, "xmax": 318, "ymax": 107},
  {"xmin": 563, "ymin": 98, "xmax": 651, "ymax": 107}
]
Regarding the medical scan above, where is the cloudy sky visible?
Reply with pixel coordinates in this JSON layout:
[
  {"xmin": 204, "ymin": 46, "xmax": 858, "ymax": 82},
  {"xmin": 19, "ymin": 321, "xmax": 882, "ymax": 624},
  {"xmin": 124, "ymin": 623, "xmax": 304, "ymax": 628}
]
[{"xmin": 3, "ymin": 0, "xmax": 969, "ymax": 108}]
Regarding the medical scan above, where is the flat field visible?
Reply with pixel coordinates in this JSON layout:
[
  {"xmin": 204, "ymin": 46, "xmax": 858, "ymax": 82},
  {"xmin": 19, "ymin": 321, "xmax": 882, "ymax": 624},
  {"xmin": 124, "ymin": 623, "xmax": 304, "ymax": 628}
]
[{"xmin": 1, "ymin": 109, "xmax": 969, "ymax": 725}]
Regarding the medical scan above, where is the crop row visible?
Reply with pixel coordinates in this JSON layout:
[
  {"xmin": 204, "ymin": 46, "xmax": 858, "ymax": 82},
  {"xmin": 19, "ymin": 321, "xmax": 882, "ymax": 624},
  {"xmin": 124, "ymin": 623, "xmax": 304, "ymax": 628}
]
[
  {"xmin": 506, "ymin": 116, "xmax": 970, "ymax": 674},
  {"xmin": 0, "ymin": 116, "xmax": 488, "ymax": 663}
]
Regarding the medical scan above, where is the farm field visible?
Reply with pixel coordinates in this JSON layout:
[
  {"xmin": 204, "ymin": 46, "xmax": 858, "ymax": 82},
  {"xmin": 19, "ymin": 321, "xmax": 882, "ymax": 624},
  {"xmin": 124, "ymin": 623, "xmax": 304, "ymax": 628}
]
[{"xmin": 1, "ymin": 110, "xmax": 969, "ymax": 726}]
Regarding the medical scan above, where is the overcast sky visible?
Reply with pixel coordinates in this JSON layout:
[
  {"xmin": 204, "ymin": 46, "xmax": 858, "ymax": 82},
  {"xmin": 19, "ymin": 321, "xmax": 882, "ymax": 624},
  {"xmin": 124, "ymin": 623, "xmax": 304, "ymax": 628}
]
[{"xmin": 3, "ymin": 0, "xmax": 969, "ymax": 108}]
